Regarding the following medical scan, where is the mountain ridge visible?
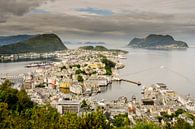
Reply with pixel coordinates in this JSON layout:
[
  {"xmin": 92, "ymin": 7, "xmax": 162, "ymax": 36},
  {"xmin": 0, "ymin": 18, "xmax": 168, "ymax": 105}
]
[
  {"xmin": 0, "ymin": 33, "xmax": 67, "ymax": 54},
  {"xmin": 0, "ymin": 35, "xmax": 34, "ymax": 46}
]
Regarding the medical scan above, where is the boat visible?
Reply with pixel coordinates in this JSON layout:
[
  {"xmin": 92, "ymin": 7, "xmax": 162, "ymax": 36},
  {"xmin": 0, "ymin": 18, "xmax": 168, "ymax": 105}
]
[
  {"xmin": 25, "ymin": 62, "xmax": 52, "ymax": 68},
  {"xmin": 25, "ymin": 63, "xmax": 39, "ymax": 68},
  {"xmin": 118, "ymin": 55, "xmax": 127, "ymax": 59}
]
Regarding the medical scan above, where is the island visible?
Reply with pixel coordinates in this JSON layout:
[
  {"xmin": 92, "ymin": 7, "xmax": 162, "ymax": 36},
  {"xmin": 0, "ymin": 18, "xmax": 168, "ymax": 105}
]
[
  {"xmin": 0, "ymin": 33, "xmax": 67, "ymax": 54},
  {"xmin": 128, "ymin": 34, "xmax": 189, "ymax": 49}
]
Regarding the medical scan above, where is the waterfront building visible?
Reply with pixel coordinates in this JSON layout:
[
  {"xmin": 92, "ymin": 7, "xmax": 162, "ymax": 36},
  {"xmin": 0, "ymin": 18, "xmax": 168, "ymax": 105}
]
[
  {"xmin": 69, "ymin": 84, "xmax": 83, "ymax": 95},
  {"xmin": 57, "ymin": 100, "xmax": 80, "ymax": 114}
]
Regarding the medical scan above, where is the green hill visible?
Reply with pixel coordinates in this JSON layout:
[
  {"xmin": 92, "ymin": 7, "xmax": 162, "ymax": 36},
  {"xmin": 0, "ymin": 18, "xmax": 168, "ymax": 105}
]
[
  {"xmin": 79, "ymin": 45, "xmax": 128, "ymax": 53},
  {"xmin": 79, "ymin": 46, "xmax": 108, "ymax": 51},
  {"xmin": 0, "ymin": 33, "xmax": 67, "ymax": 54},
  {"xmin": 128, "ymin": 34, "xmax": 188, "ymax": 49}
]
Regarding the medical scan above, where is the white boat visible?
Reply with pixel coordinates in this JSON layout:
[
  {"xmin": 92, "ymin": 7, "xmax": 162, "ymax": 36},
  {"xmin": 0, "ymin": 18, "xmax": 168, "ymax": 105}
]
[{"xmin": 118, "ymin": 55, "xmax": 127, "ymax": 59}]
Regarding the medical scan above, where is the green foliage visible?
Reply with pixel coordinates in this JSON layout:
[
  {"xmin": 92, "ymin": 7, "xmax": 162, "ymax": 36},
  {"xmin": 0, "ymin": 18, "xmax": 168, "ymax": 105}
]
[
  {"xmin": 109, "ymin": 49, "xmax": 128, "ymax": 54},
  {"xmin": 101, "ymin": 57, "xmax": 116, "ymax": 75},
  {"xmin": 77, "ymin": 75, "xmax": 84, "ymax": 82},
  {"xmin": 105, "ymin": 66, "xmax": 112, "ymax": 75},
  {"xmin": 92, "ymin": 71, "xmax": 97, "ymax": 74},
  {"xmin": 60, "ymin": 65, "xmax": 66, "ymax": 71},
  {"xmin": 81, "ymin": 99, "xmax": 91, "ymax": 111},
  {"xmin": 113, "ymin": 113, "xmax": 130, "ymax": 127},
  {"xmin": 58, "ymin": 112, "xmax": 81, "ymax": 129},
  {"xmin": 16, "ymin": 89, "xmax": 33, "ymax": 112},
  {"xmin": 1, "ymin": 80, "xmax": 194, "ymax": 129},
  {"xmin": 0, "ymin": 80, "xmax": 33, "ymax": 112},
  {"xmin": 101, "ymin": 58, "xmax": 116, "ymax": 68},
  {"xmin": 175, "ymin": 108, "xmax": 185, "ymax": 117},
  {"xmin": 76, "ymin": 69, "xmax": 86, "ymax": 75},
  {"xmin": 79, "ymin": 46, "xmax": 128, "ymax": 55},
  {"xmin": 72, "ymin": 64, "xmax": 81, "ymax": 68},
  {"xmin": 172, "ymin": 118, "xmax": 192, "ymax": 129},
  {"xmin": 29, "ymin": 105, "xmax": 60, "ymax": 129},
  {"xmin": 132, "ymin": 122, "xmax": 160, "ymax": 129},
  {"xmin": 160, "ymin": 112, "xmax": 175, "ymax": 122},
  {"xmin": 79, "ymin": 46, "xmax": 94, "ymax": 50},
  {"xmin": 35, "ymin": 83, "xmax": 45, "ymax": 88},
  {"xmin": 81, "ymin": 99, "xmax": 88, "ymax": 108},
  {"xmin": 80, "ymin": 110, "xmax": 111, "ymax": 129},
  {"xmin": 79, "ymin": 45, "xmax": 108, "ymax": 51},
  {"xmin": 95, "ymin": 46, "xmax": 108, "ymax": 51}
]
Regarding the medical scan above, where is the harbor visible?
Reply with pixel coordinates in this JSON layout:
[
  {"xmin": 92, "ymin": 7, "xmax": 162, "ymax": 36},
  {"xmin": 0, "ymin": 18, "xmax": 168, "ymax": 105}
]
[{"xmin": 0, "ymin": 47, "xmax": 195, "ymax": 127}]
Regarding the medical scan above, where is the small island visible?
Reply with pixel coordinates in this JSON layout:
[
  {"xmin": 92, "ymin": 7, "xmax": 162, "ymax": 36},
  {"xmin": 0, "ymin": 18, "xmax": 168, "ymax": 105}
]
[{"xmin": 128, "ymin": 34, "xmax": 189, "ymax": 49}]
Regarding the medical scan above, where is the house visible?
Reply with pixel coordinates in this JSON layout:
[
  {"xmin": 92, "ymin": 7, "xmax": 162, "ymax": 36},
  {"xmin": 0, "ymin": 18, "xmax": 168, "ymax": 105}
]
[
  {"xmin": 59, "ymin": 80, "xmax": 72, "ymax": 93},
  {"xmin": 69, "ymin": 84, "xmax": 83, "ymax": 95}
]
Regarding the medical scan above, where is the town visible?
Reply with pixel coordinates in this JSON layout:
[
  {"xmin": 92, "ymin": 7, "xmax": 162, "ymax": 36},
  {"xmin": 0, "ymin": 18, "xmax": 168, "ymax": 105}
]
[{"xmin": 0, "ymin": 48, "xmax": 195, "ymax": 127}]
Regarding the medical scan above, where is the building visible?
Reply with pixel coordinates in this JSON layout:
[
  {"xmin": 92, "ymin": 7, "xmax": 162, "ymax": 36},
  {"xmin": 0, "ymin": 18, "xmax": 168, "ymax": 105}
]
[
  {"xmin": 86, "ymin": 77, "xmax": 110, "ymax": 87},
  {"xmin": 57, "ymin": 100, "xmax": 80, "ymax": 114},
  {"xmin": 59, "ymin": 81, "xmax": 72, "ymax": 93},
  {"xmin": 69, "ymin": 84, "xmax": 83, "ymax": 95},
  {"xmin": 142, "ymin": 98, "xmax": 155, "ymax": 105},
  {"xmin": 155, "ymin": 83, "xmax": 167, "ymax": 89},
  {"xmin": 165, "ymin": 90, "xmax": 176, "ymax": 97}
]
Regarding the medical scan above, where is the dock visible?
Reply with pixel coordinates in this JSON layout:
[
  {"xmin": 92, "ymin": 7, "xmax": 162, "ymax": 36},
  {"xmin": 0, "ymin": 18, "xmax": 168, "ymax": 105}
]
[{"xmin": 119, "ymin": 79, "xmax": 141, "ymax": 86}]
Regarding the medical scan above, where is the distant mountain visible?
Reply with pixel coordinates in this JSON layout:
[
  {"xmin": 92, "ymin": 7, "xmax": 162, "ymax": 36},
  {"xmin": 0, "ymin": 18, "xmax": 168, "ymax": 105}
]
[
  {"xmin": 83, "ymin": 42, "xmax": 106, "ymax": 45},
  {"xmin": 128, "ymin": 34, "xmax": 188, "ymax": 49},
  {"xmin": 0, "ymin": 33, "xmax": 67, "ymax": 54},
  {"xmin": 63, "ymin": 41, "xmax": 106, "ymax": 45},
  {"xmin": 0, "ymin": 35, "xmax": 34, "ymax": 46}
]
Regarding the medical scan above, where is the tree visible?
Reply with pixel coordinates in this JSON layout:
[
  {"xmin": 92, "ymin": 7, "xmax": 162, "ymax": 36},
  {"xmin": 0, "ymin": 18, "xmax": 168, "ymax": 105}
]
[
  {"xmin": 172, "ymin": 118, "xmax": 192, "ymax": 129},
  {"xmin": 0, "ymin": 102, "xmax": 10, "ymax": 128},
  {"xmin": 101, "ymin": 57, "xmax": 116, "ymax": 75},
  {"xmin": 16, "ymin": 89, "xmax": 33, "ymax": 112},
  {"xmin": 132, "ymin": 122, "xmax": 160, "ymax": 129},
  {"xmin": 0, "ymin": 81, "xmax": 18, "ymax": 110},
  {"xmin": 80, "ymin": 110, "xmax": 111, "ymax": 129},
  {"xmin": 30, "ymin": 105, "xmax": 60, "ymax": 129},
  {"xmin": 77, "ymin": 75, "xmax": 84, "ymax": 82},
  {"xmin": 113, "ymin": 113, "xmax": 130, "ymax": 127},
  {"xmin": 58, "ymin": 112, "xmax": 81, "ymax": 129},
  {"xmin": 175, "ymin": 108, "xmax": 185, "ymax": 117}
]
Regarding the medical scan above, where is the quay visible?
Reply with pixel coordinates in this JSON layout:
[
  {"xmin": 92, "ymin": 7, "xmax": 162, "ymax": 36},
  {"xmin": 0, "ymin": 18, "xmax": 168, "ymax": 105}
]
[{"xmin": 118, "ymin": 79, "xmax": 141, "ymax": 86}]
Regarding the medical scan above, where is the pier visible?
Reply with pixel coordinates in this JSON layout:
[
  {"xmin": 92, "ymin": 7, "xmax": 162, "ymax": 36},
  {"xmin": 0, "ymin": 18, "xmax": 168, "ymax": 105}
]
[{"xmin": 119, "ymin": 79, "xmax": 141, "ymax": 86}]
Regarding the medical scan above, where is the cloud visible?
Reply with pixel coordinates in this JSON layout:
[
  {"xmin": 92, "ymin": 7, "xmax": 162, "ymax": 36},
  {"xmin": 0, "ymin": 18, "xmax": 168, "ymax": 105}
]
[
  {"xmin": 0, "ymin": 12, "xmax": 189, "ymax": 38},
  {"xmin": 77, "ymin": 7, "xmax": 113, "ymax": 16},
  {"xmin": 0, "ymin": 0, "xmax": 50, "ymax": 22},
  {"xmin": 0, "ymin": 0, "xmax": 195, "ymax": 43}
]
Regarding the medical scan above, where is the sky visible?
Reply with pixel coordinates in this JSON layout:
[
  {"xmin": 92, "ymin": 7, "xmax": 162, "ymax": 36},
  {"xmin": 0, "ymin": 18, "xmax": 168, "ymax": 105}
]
[{"xmin": 0, "ymin": 0, "xmax": 195, "ymax": 44}]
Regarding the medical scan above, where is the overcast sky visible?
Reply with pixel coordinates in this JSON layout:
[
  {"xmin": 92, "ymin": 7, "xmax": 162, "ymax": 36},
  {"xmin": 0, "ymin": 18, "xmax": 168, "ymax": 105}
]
[{"xmin": 0, "ymin": 0, "xmax": 195, "ymax": 44}]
